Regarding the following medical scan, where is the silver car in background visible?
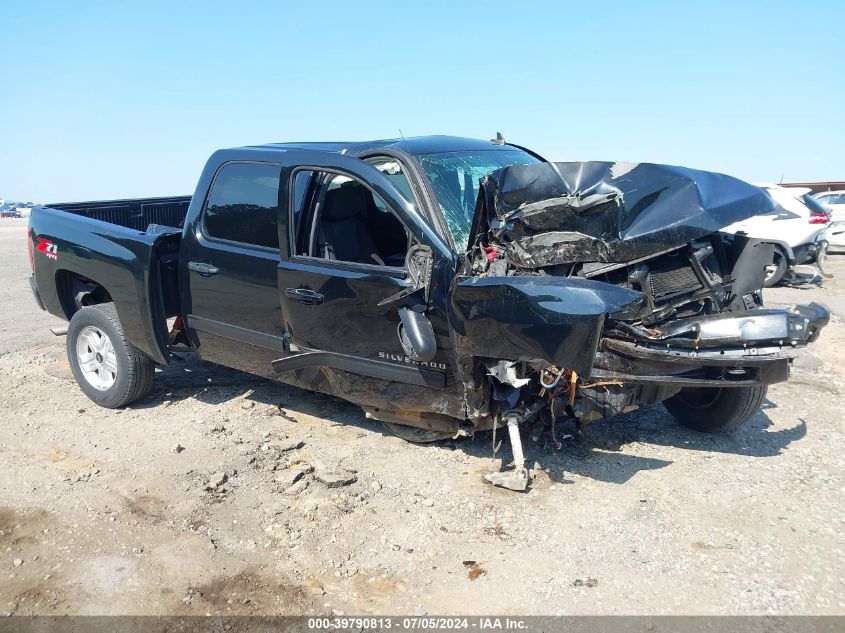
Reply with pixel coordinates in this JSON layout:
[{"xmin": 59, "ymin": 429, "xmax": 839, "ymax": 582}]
[{"xmin": 814, "ymin": 190, "xmax": 845, "ymax": 252}]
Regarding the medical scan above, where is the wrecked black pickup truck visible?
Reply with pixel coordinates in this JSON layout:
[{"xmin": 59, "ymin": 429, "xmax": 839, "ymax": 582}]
[{"xmin": 28, "ymin": 136, "xmax": 828, "ymax": 490}]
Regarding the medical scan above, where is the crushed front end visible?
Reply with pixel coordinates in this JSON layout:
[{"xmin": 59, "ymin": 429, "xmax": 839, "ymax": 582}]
[{"xmin": 452, "ymin": 161, "xmax": 830, "ymax": 490}]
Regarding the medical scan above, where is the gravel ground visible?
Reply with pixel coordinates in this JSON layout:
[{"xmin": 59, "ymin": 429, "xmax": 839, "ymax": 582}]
[{"xmin": 1, "ymin": 217, "xmax": 843, "ymax": 616}]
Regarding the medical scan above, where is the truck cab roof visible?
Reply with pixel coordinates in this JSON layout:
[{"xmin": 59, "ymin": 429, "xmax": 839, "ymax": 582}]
[{"xmin": 248, "ymin": 135, "xmax": 530, "ymax": 157}]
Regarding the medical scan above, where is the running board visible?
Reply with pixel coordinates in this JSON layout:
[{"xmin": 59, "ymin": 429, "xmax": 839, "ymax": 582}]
[
  {"xmin": 50, "ymin": 326, "xmax": 68, "ymax": 336},
  {"xmin": 271, "ymin": 352, "xmax": 446, "ymax": 390}
]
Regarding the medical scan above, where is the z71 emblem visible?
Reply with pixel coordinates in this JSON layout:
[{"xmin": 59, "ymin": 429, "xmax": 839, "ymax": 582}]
[{"xmin": 36, "ymin": 238, "xmax": 58, "ymax": 260}]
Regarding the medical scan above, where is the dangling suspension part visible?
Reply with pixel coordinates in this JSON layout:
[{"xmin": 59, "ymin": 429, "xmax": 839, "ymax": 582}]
[{"xmin": 485, "ymin": 410, "xmax": 530, "ymax": 491}]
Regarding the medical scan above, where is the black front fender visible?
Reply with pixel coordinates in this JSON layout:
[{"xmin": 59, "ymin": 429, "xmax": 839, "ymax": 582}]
[{"xmin": 450, "ymin": 275, "xmax": 644, "ymax": 376}]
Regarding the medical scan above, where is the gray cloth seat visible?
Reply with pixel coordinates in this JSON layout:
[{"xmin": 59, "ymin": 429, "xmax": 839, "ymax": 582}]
[{"xmin": 318, "ymin": 185, "xmax": 380, "ymax": 264}]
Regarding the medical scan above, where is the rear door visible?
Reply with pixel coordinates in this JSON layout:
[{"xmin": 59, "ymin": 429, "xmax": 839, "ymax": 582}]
[{"xmin": 181, "ymin": 160, "xmax": 286, "ymax": 377}]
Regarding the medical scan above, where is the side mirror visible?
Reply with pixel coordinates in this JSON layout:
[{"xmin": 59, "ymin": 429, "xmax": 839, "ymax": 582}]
[
  {"xmin": 398, "ymin": 307, "xmax": 437, "ymax": 362},
  {"xmin": 377, "ymin": 244, "xmax": 433, "ymax": 306},
  {"xmin": 377, "ymin": 244, "xmax": 437, "ymax": 361}
]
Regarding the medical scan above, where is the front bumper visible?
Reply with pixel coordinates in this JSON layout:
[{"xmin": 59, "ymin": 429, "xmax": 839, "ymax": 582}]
[
  {"xmin": 793, "ymin": 237, "xmax": 828, "ymax": 266},
  {"xmin": 645, "ymin": 303, "xmax": 828, "ymax": 346},
  {"xmin": 593, "ymin": 303, "xmax": 830, "ymax": 388}
]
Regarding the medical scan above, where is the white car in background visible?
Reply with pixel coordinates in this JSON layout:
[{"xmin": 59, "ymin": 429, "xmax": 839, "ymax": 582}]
[
  {"xmin": 813, "ymin": 190, "xmax": 845, "ymax": 251},
  {"xmin": 722, "ymin": 184, "xmax": 829, "ymax": 287}
]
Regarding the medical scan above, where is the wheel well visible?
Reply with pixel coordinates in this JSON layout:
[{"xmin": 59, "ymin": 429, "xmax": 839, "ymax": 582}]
[
  {"xmin": 55, "ymin": 270, "xmax": 113, "ymax": 319},
  {"xmin": 762, "ymin": 241, "xmax": 793, "ymax": 262}
]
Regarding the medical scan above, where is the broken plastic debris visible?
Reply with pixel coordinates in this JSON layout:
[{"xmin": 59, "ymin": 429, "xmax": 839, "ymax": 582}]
[{"xmin": 486, "ymin": 361, "xmax": 530, "ymax": 388}]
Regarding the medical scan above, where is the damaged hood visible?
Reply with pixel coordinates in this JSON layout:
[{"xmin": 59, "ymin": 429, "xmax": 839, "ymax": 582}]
[{"xmin": 470, "ymin": 161, "xmax": 775, "ymax": 266}]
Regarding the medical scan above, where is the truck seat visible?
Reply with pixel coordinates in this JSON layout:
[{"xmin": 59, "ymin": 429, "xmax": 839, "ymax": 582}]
[{"xmin": 318, "ymin": 185, "xmax": 381, "ymax": 264}]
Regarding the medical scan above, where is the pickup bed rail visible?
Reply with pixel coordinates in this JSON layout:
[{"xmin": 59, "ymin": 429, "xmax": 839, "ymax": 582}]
[{"xmin": 50, "ymin": 196, "xmax": 191, "ymax": 231}]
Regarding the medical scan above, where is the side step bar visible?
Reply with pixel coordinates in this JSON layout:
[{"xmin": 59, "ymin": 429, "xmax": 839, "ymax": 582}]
[
  {"xmin": 50, "ymin": 326, "xmax": 68, "ymax": 336},
  {"xmin": 272, "ymin": 351, "xmax": 446, "ymax": 390}
]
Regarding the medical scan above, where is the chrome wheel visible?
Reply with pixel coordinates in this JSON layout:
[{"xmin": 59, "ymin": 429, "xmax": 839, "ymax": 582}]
[
  {"xmin": 764, "ymin": 264, "xmax": 777, "ymax": 280},
  {"xmin": 75, "ymin": 325, "xmax": 117, "ymax": 391},
  {"xmin": 764, "ymin": 251, "xmax": 783, "ymax": 281}
]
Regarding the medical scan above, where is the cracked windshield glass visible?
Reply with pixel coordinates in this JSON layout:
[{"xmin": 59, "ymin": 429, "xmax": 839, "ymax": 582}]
[{"xmin": 418, "ymin": 149, "xmax": 539, "ymax": 249}]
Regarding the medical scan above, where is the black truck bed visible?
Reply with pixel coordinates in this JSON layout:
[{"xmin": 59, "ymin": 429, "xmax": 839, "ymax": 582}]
[
  {"xmin": 50, "ymin": 196, "xmax": 191, "ymax": 231},
  {"xmin": 29, "ymin": 197, "xmax": 188, "ymax": 365}
]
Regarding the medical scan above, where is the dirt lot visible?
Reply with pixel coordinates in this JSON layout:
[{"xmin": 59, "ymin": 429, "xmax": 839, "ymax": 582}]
[{"xmin": 1, "ymin": 217, "xmax": 843, "ymax": 616}]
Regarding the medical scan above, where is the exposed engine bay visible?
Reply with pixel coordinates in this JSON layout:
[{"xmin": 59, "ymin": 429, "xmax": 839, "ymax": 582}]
[{"xmin": 450, "ymin": 161, "xmax": 830, "ymax": 490}]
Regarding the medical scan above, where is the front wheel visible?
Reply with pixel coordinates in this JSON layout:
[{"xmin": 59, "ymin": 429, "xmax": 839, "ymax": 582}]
[
  {"xmin": 67, "ymin": 303, "xmax": 154, "ymax": 408},
  {"xmin": 663, "ymin": 386, "xmax": 767, "ymax": 432}
]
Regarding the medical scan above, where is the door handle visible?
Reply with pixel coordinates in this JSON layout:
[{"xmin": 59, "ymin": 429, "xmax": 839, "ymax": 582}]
[
  {"xmin": 188, "ymin": 261, "xmax": 219, "ymax": 276},
  {"xmin": 284, "ymin": 287, "xmax": 324, "ymax": 305}
]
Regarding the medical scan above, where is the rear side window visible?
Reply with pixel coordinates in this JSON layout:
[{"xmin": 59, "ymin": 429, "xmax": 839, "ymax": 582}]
[
  {"xmin": 204, "ymin": 162, "xmax": 281, "ymax": 249},
  {"xmin": 817, "ymin": 193, "xmax": 845, "ymax": 205}
]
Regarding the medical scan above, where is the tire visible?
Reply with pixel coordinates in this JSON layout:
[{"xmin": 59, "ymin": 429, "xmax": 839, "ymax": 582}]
[
  {"xmin": 66, "ymin": 303, "xmax": 154, "ymax": 408},
  {"xmin": 763, "ymin": 246, "xmax": 788, "ymax": 288},
  {"xmin": 663, "ymin": 385, "xmax": 767, "ymax": 433}
]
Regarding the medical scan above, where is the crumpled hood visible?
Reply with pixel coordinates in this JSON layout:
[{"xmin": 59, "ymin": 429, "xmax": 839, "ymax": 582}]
[{"xmin": 469, "ymin": 161, "xmax": 775, "ymax": 266}]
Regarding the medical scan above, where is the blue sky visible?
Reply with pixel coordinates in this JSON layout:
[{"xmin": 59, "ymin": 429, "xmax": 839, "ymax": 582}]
[{"xmin": 1, "ymin": 1, "xmax": 842, "ymax": 202}]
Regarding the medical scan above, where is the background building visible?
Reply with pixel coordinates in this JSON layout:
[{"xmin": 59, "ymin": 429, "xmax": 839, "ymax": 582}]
[{"xmin": 780, "ymin": 181, "xmax": 845, "ymax": 194}]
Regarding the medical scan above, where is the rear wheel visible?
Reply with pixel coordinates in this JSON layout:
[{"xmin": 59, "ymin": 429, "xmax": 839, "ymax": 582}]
[
  {"xmin": 67, "ymin": 303, "xmax": 154, "ymax": 408},
  {"xmin": 663, "ymin": 385, "xmax": 767, "ymax": 432},
  {"xmin": 763, "ymin": 246, "xmax": 788, "ymax": 287}
]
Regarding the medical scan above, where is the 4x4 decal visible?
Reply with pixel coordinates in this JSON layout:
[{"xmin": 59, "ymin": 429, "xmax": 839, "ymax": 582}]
[{"xmin": 36, "ymin": 237, "xmax": 58, "ymax": 260}]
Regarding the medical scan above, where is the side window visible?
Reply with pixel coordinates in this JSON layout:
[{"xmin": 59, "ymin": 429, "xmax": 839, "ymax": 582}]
[
  {"xmin": 204, "ymin": 162, "xmax": 281, "ymax": 249},
  {"xmin": 817, "ymin": 193, "xmax": 843, "ymax": 206},
  {"xmin": 291, "ymin": 170, "xmax": 410, "ymax": 268}
]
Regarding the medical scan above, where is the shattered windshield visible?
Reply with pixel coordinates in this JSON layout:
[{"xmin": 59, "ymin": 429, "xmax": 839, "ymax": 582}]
[{"xmin": 418, "ymin": 149, "xmax": 540, "ymax": 249}]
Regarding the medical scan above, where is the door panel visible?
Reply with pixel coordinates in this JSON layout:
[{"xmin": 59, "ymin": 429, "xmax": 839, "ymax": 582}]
[
  {"xmin": 186, "ymin": 236, "xmax": 284, "ymax": 376},
  {"xmin": 188, "ymin": 237, "xmax": 282, "ymax": 336},
  {"xmin": 277, "ymin": 259, "xmax": 410, "ymax": 358}
]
